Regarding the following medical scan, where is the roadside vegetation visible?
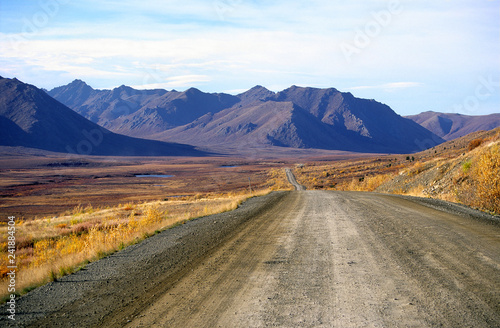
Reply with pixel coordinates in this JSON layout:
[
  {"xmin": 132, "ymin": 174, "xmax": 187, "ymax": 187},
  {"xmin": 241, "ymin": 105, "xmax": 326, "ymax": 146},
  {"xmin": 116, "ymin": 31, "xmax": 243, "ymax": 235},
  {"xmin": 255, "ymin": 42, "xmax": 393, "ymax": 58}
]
[
  {"xmin": 457, "ymin": 140, "xmax": 500, "ymax": 213},
  {"xmin": 294, "ymin": 128, "xmax": 500, "ymax": 215},
  {"xmin": 0, "ymin": 178, "xmax": 285, "ymax": 302}
]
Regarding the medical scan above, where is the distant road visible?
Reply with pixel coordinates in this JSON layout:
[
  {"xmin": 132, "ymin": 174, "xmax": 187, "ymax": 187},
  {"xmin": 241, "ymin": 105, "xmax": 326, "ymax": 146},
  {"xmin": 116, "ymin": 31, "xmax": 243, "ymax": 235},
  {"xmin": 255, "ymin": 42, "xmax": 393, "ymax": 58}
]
[
  {"xmin": 3, "ymin": 192, "xmax": 499, "ymax": 327},
  {"xmin": 285, "ymin": 168, "xmax": 306, "ymax": 190}
]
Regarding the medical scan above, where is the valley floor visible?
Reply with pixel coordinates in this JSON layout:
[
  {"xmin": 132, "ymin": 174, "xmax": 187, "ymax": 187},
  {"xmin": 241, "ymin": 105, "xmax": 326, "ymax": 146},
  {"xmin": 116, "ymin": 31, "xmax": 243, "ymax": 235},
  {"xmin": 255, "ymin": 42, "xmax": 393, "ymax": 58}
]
[{"xmin": 0, "ymin": 147, "xmax": 375, "ymax": 221}]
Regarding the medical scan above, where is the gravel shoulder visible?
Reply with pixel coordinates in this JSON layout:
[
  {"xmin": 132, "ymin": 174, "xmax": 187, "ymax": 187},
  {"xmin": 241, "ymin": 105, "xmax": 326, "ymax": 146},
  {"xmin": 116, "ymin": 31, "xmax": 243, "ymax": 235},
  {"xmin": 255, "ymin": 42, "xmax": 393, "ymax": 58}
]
[{"xmin": 2, "ymin": 189, "xmax": 499, "ymax": 327}]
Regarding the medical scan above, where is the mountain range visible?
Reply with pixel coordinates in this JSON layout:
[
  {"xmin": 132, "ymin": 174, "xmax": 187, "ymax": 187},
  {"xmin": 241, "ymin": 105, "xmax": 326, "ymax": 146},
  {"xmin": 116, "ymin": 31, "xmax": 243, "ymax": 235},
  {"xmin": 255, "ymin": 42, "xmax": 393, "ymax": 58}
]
[
  {"xmin": 47, "ymin": 80, "xmax": 444, "ymax": 153},
  {"xmin": 4, "ymin": 77, "xmax": 497, "ymax": 157},
  {"xmin": 405, "ymin": 111, "xmax": 500, "ymax": 140},
  {"xmin": 0, "ymin": 77, "xmax": 204, "ymax": 156}
]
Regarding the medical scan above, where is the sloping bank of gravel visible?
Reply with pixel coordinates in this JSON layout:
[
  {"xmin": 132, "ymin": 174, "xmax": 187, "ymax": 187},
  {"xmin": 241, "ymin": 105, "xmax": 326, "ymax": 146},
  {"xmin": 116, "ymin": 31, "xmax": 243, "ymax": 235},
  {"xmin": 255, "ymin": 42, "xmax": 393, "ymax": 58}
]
[
  {"xmin": 1, "ymin": 191, "xmax": 289, "ymax": 328},
  {"xmin": 384, "ymin": 193, "xmax": 500, "ymax": 226}
]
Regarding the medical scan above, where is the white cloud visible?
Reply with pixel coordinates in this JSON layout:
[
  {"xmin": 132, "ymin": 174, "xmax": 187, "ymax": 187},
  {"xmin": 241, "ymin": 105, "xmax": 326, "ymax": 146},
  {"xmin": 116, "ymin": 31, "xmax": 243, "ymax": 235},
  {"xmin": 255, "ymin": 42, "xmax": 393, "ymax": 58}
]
[
  {"xmin": 349, "ymin": 82, "xmax": 424, "ymax": 92},
  {"xmin": 131, "ymin": 74, "xmax": 211, "ymax": 90}
]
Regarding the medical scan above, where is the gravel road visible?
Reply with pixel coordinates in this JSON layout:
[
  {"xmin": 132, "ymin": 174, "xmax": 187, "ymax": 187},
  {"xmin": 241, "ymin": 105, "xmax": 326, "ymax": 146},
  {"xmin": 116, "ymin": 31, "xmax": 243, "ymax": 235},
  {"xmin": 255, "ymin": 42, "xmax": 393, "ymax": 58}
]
[
  {"xmin": 2, "ymin": 190, "xmax": 499, "ymax": 327},
  {"xmin": 285, "ymin": 168, "xmax": 306, "ymax": 190}
]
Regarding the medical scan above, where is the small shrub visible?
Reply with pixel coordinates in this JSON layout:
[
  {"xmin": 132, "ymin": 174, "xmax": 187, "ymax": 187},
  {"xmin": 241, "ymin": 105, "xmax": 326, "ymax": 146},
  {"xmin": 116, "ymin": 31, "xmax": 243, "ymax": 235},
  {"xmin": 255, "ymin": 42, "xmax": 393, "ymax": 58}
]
[
  {"xmin": 70, "ymin": 218, "xmax": 81, "ymax": 225},
  {"xmin": 468, "ymin": 138, "xmax": 483, "ymax": 151},
  {"xmin": 55, "ymin": 223, "xmax": 68, "ymax": 229},
  {"xmin": 84, "ymin": 205, "xmax": 94, "ymax": 214},
  {"xmin": 123, "ymin": 203, "xmax": 134, "ymax": 211},
  {"xmin": 72, "ymin": 204, "xmax": 84, "ymax": 216},
  {"xmin": 49, "ymin": 270, "xmax": 57, "ymax": 282},
  {"xmin": 462, "ymin": 160, "xmax": 472, "ymax": 173},
  {"xmin": 141, "ymin": 205, "xmax": 164, "ymax": 226},
  {"xmin": 70, "ymin": 222, "xmax": 93, "ymax": 235}
]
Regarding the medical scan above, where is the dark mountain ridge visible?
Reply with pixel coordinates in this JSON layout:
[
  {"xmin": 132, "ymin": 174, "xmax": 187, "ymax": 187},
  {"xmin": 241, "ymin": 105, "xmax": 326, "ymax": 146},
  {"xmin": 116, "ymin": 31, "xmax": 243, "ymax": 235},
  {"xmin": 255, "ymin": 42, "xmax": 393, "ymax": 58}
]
[
  {"xmin": 48, "ymin": 80, "xmax": 240, "ymax": 137},
  {"xmin": 47, "ymin": 80, "xmax": 445, "ymax": 153},
  {"xmin": 0, "ymin": 77, "xmax": 204, "ymax": 156}
]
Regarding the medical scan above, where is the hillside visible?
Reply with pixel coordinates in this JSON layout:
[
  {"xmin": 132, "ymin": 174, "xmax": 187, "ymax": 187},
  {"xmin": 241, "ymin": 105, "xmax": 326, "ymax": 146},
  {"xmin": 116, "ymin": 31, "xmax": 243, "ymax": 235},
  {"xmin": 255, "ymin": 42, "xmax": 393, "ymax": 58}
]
[
  {"xmin": 48, "ymin": 81, "xmax": 443, "ymax": 153},
  {"xmin": 406, "ymin": 111, "xmax": 500, "ymax": 140},
  {"xmin": 0, "ymin": 77, "xmax": 204, "ymax": 156},
  {"xmin": 376, "ymin": 128, "xmax": 500, "ymax": 214},
  {"xmin": 293, "ymin": 127, "xmax": 500, "ymax": 214}
]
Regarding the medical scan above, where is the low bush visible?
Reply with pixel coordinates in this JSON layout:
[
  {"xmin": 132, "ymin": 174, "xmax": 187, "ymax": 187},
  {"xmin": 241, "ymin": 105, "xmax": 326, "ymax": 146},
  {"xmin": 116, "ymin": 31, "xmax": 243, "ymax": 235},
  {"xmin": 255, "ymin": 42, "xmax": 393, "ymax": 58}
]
[{"xmin": 468, "ymin": 138, "xmax": 483, "ymax": 151}]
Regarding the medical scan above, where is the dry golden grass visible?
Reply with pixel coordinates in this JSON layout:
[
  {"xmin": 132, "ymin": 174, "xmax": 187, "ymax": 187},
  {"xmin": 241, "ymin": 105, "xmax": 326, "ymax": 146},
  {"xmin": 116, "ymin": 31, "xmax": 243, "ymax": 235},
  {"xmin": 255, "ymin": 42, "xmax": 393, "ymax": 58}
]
[
  {"xmin": 336, "ymin": 173, "xmax": 396, "ymax": 192},
  {"xmin": 404, "ymin": 184, "xmax": 427, "ymax": 198},
  {"xmin": 459, "ymin": 142, "xmax": 500, "ymax": 214},
  {"xmin": 0, "ymin": 188, "xmax": 272, "ymax": 301},
  {"xmin": 472, "ymin": 144, "xmax": 500, "ymax": 211},
  {"xmin": 268, "ymin": 168, "xmax": 293, "ymax": 191},
  {"xmin": 293, "ymin": 157, "xmax": 402, "ymax": 191}
]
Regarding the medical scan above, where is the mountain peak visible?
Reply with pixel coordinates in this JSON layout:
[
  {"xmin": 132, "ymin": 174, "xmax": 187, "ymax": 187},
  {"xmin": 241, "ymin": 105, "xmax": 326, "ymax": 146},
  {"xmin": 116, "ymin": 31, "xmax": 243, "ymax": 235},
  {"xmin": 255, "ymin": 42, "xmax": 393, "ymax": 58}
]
[
  {"xmin": 184, "ymin": 87, "xmax": 202, "ymax": 95},
  {"xmin": 249, "ymin": 85, "xmax": 269, "ymax": 91},
  {"xmin": 114, "ymin": 84, "xmax": 133, "ymax": 91},
  {"xmin": 51, "ymin": 79, "xmax": 93, "ymax": 93},
  {"xmin": 70, "ymin": 79, "xmax": 87, "ymax": 85},
  {"xmin": 65, "ymin": 79, "xmax": 92, "ymax": 90},
  {"xmin": 237, "ymin": 85, "xmax": 275, "ymax": 104},
  {"xmin": 111, "ymin": 85, "xmax": 138, "ymax": 98}
]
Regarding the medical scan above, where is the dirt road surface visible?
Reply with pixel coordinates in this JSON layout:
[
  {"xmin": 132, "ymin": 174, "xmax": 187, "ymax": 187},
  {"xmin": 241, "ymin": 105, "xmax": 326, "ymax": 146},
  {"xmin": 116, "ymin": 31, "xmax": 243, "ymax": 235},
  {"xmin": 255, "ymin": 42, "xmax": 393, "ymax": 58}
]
[
  {"xmin": 285, "ymin": 168, "xmax": 306, "ymax": 190},
  {"xmin": 2, "ymin": 190, "xmax": 499, "ymax": 327}
]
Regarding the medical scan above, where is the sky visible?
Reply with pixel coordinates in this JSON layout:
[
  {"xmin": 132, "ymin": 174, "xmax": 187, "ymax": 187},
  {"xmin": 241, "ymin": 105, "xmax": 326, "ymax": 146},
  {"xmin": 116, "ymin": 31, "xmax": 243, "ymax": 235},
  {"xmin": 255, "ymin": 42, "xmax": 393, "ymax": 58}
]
[{"xmin": 0, "ymin": 0, "xmax": 498, "ymax": 116}]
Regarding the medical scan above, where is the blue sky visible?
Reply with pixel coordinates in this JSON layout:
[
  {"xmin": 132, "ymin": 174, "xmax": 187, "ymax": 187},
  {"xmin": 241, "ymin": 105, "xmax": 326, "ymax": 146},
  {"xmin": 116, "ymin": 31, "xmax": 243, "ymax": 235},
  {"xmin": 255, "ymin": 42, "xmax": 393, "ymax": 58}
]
[{"xmin": 0, "ymin": 0, "xmax": 498, "ymax": 115}]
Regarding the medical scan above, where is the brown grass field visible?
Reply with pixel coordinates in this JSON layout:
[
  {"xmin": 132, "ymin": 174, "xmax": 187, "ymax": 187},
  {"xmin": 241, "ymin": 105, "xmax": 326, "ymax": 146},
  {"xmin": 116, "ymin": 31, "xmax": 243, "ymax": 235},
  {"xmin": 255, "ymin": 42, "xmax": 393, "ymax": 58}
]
[
  {"xmin": 0, "ymin": 155, "xmax": 290, "ymax": 221},
  {"xmin": 0, "ymin": 146, "xmax": 378, "ymax": 221}
]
